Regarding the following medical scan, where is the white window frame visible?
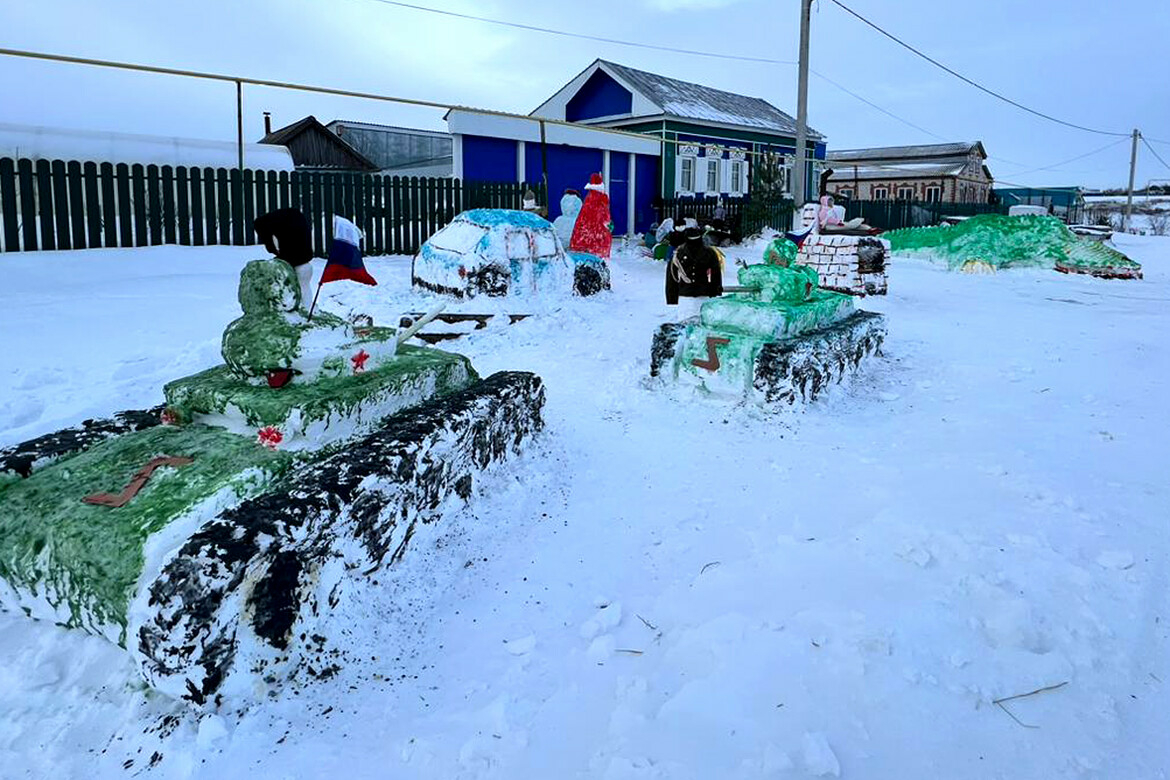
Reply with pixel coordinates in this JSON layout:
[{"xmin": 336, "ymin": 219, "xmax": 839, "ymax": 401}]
[
  {"xmin": 729, "ymin": 160, "xmax": 744, "ymax": 195},
  {"xmin": 678, "ymin": 156, "xmax": 697, "ymax": 194},
  {"xmin": 925, "ymin": 185, "xmax": 942, "ymax": 202},
  {"xmin": 872, "ymin": 186, "xmax": 889, "ymax": 200},
  {"xmin": 705, "ymin": 156, "xmax": 721, "ymax": 195}
]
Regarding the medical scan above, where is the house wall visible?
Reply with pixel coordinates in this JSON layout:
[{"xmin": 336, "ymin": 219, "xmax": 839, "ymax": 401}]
[
  {"xmin": 462, "ymin": 135, "xmax": 518, "ymax": 182},
  {"xmin": 826, "ymin": 170, "xmax": 992, "ymax": 203},
  {"xmin": 566, "ymin": 70, "xmax": 633, "ymax": 122}
]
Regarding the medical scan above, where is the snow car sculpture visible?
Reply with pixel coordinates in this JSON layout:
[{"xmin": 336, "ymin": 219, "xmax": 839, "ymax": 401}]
[
  {"xmin": 412, "ymin": 209, "xmax": 610, "ymax": 299},
  {"xmin": 651, "ymin": 261, "xmax": 886, "ymax": 403},
  {"xmin": 0, "ymin": 257, "xmax": 545, "ymax": 705}
]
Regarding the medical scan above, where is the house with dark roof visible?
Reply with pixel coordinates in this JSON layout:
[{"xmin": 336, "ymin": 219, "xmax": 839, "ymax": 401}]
[
  {"xmin": 532, "ymin": 59, "xmax": 825, "ymax": 200},
  {"xmin": 824, "ymin": 141, "xmax": 992, "ymax": 203},
  {"xmin": 448, "ymin": 59, "xmax": 825, "ymax": 235},
  {"xmin": 259, "ymin": 115, "xmax": 379, "ymax": 172}
]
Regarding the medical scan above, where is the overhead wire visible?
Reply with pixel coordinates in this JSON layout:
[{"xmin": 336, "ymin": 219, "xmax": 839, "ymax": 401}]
[
  {"xmin": 1141, "ymin": 136, "xmax": 1170, "ymax": 171},
  {"xmin": 826, "ymin": 0, "xmax": 1131, "ymax": 138},
  {"xmin": 362, "ymin": 0, "xmax": 797, "ymax": 65},
  {"xmin": 1002, "ymin": 137, "xmax": 1130, "ymax": 177},
  {"xmin": 355, "ymin": 0, "xmax": 1098, "ymax": 179}
]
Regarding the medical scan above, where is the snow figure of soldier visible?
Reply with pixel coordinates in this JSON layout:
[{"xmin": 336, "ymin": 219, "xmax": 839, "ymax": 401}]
[
  {"xmin": 665, "ymin": 224, "xmax": 723, "ymax": 317},
  {"xmin": 570, "ymin": 173, "xmax": 613, "ymax": 259}
]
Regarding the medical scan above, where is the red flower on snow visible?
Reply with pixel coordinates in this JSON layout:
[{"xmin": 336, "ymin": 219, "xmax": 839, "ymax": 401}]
[
  {"xmin": 351, "ymin": 349, "xmax": 371, "ymax": 373},
  {"xmin": 257, "ymin": 426, "xmax": 283, "ymax": 449}
]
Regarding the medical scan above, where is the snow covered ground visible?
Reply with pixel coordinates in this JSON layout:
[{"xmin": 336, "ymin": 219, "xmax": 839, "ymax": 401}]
[{"xmin": 1, "ymin": 234, "xmax": 1168, "ymax": 779}]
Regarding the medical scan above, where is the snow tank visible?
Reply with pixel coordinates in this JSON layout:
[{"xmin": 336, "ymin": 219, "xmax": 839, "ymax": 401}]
[
  {"xmin": 651, "ymin": 262, "xmax": 886, "ymax": 403},
  {"xmin": 0, "ymin": 257, "xmax": 545, "ymax": 705}
]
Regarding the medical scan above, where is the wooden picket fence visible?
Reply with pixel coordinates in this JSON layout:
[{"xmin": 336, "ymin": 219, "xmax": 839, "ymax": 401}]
[
  {"xmin": 842, "ymin": 198, "xmax": 1009, "ymax": 231},
  {"xmin": 0, "ymin": 157, "xmax": 544, "ymax": 256},
  {"xmin": 657, "ymin": 194, "xmax": 795, "ymax": 242}
]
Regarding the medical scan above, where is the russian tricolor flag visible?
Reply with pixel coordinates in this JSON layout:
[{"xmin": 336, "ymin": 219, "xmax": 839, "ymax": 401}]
[
  {"xmin": 321, "ymin": 216, "xmax": 377, "ymax": 286},
  {"xmin": 785, "ymin": 221, "xmax": 815, "ymax": 249}
]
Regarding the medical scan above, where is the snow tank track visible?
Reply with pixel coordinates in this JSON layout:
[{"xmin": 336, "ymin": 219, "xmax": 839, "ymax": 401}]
[
  {"xmin": 650, "ymin": 311, "xmax": 886, "ymax": 404},
  {"xmin": 752, "ymin": 311, "xmax": 886, "ymax": 404},
  {"xmin": 133, "ymin": 370, "xmax": 545, "ymax": 704},
  {"xmin": 0, "ymin": 406, "xmax": 165, "ymax": 479}
]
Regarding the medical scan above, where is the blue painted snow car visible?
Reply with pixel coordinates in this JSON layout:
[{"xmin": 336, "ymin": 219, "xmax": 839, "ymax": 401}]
[{"xmin": 412, "ymin": 209, "xmax": 610, "ymax": 298}]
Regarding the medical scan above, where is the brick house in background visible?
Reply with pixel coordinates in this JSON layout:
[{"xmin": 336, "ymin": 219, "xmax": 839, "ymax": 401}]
[{"xmin": 823, "ymin": 141, "xmax": 992, "ymax": 203}]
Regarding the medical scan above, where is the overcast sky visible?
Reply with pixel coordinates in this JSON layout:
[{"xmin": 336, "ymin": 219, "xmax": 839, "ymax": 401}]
[{"xmin": 2, "ymin": 0, "xmax": 1167, "ymax": 189}]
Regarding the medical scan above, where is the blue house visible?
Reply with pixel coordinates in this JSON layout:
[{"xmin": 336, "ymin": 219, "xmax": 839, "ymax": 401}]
[{"xmin": 450, "ymin": 59, "xmax": 825, "ymax": 235}]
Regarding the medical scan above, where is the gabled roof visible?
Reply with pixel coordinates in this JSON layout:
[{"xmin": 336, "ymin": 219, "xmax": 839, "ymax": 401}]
[
  {"xmin": 828, "ymin": 163, "xmax": 968, "ymax": 182},
  {"xmin": 260, "ymin": 115, "xmax": 378, "ymax": 171},
  {"xmin": 827, "ymin": 141, "xmax": 985, "ymax": 164},
  {"xmin": 532, "ymin": 59, "xmax": 821, "ymax": 139}
]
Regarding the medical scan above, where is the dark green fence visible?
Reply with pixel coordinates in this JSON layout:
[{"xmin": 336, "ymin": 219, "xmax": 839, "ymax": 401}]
[
  {"xmin": 657, "ymin": 195, "xmax": 794, "ymax": 241},
  {"xmin": 843, "ymin": 199, "xmax": 1009, "ymax": 231},
  {"xmin": 0, "ymin": 157, "xmax": 544, "ymax": 255}
]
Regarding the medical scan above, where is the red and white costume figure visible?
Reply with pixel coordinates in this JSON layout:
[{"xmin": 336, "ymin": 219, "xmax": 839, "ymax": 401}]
[{"xmin": 570, "ymin": 173, "xmax": 613, "ymax": 259}]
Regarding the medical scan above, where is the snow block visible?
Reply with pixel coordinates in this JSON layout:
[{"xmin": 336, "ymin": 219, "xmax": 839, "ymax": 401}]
[
  {"xmin": 0, "ymin": 406, "xmax": 164, "ymax": 480},
  {"xmin": 795, "ymin": 234, "xmax": 889, "ymax": 296},
  {"xmin": 133, "ymin": 370, "xmax": 545, "ymax": 704}
]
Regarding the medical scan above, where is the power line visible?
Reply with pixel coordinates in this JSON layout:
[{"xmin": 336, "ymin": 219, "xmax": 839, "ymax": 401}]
[
  {"xmin": 1006, "ymin": 137, "xmax": 1130, "ymax": 177},
  {"xmin": 809, "ymin": 69, "xmax": 948, "ymax": 142},
  {"xmin": 827, "ymin": 0, "xmax": 1130, "ymax": 138},
  {"xmin": 365, "ymin": 0, "xmax": 1110, "ymax": 178},
  {"xmin": 1142, "ymin": 136, "xmax": 1170, "ymax": 171},
  {"xmin": 362, "ymin": 0, "xmax": 797, "ymax": 65}
]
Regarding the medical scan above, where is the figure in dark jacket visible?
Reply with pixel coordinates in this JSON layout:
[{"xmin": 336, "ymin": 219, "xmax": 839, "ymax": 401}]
[
  {"xmin": 666, "ymin": 226, "xmax": 723, "ymax": 305},
  {"xmin": 254, "ymin": 208, "xmax": 314, "ymax": 307}
]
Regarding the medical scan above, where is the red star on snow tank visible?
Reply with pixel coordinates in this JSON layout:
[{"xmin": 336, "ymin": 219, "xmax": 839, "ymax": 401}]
[{"xmin": 351, "ymin": 349, "xmax": 370, "ymax": 373}]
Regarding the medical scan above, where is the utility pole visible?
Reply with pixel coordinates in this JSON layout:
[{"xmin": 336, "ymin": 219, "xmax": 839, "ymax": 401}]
[
  {"xmin": 793, "ymin": 0, "xmax": 813, "ymax": 207},
  {"xmin": 1123, "ymin": 128, "xmax": 1140, "ymax": 233}
]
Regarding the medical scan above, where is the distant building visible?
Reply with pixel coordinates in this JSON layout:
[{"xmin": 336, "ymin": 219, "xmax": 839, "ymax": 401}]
[
  {"xmin": 259, "ymin": 116, "xmax": 378, "ymax": 172},
  {"xmin": 0, "ymin": 121, "xmax": 293, "ymax": 171},
  {"xmin": 825, "ymin": 141, "xmax": 992, "ymax": 203},
  {"xmin": 327, "ymin": 121, "xmax": 453, "ymax": 177},
  {"xmin": 993, "ymin": 186, "xmax": 1084, "ymax": 223}
]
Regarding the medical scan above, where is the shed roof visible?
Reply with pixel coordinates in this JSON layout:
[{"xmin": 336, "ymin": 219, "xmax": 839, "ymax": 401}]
[{"xmin": 261, "ymin": 116, "xmax": 378, "ymax": 171}]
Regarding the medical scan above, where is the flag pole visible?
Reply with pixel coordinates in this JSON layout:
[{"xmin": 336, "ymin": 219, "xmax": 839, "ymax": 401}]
[{"xmin": 307, "ymin": 281, "xmax": 323, "ymax": 322}]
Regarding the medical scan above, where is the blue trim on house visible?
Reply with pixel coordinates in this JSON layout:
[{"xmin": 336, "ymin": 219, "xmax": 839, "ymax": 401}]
[
  {"xmin": 609, "ymin": 152, "xmax": 629, "ymax": 235},
  {"xmin": 566, "ymin": 70, "xmax": 633, "ymax": 122},
  {"xmin": 633, "ymin": 154, "xmax": 659, "ymax": 233},
  {"xmin": 540, "ymin": 145, "xmax": 604, "ymax": 222},
  {"xmin": 462, "ymin": 135, "xmax": 517, "ymax": 182}
]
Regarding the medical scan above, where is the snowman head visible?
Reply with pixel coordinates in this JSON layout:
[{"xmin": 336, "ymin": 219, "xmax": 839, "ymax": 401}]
[{"xmin": 560, "ymin": 190, "xmax": 582, "ymax": 217}]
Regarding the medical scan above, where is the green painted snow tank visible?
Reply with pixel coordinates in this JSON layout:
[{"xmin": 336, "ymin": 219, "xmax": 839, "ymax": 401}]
[
  {"xmin": 0, "ymin": 257, "xmax": 546, "ymax": 704},
  {"xmin": 651, "ymin": 263, "xmax": 886, "ymax": 403}
]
